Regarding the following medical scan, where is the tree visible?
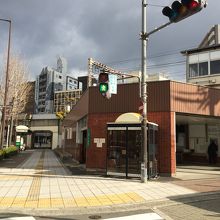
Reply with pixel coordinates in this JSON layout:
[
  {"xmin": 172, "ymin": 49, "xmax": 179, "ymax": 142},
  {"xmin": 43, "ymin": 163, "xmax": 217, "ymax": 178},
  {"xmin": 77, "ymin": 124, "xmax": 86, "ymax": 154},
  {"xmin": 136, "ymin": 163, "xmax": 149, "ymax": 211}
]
[{"xmin": 0, "ymin": 53, "xmax": 31, "ymax": 146}]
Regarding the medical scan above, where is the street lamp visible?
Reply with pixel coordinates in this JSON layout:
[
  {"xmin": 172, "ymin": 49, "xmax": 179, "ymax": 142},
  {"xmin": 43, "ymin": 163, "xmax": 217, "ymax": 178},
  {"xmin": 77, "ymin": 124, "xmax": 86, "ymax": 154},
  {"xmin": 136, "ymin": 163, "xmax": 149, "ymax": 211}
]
[{"xmin": 0, "ymin": 19, "xmax": 11, "ymax": 148}]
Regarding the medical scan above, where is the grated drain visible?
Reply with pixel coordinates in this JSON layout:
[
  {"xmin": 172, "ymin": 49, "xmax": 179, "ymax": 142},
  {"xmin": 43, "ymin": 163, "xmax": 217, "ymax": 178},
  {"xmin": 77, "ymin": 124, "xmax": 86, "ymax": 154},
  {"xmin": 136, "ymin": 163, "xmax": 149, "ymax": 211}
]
[{"xmin": 88, "ymin": 215, "xmax": 102, "ymax": 219}]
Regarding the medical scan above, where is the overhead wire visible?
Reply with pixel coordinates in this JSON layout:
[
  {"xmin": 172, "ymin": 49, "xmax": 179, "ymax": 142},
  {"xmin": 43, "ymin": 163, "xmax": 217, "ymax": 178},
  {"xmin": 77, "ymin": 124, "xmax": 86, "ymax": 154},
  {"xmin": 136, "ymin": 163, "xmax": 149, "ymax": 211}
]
[
  {"xmin": 104, "ymin": 44, "xmax": 197, "ymax": 66},
  {"xmin": 112, "ymin": 60, "xmax": 185, "ymax": 70}
]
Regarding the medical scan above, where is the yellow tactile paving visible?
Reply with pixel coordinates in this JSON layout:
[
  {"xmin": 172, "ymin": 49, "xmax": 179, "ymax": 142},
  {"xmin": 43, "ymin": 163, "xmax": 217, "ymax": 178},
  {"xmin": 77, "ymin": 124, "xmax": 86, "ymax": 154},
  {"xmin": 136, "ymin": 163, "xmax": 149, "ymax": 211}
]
[
  {"xmin": 26, "ymin": 151, "xmax": 44, "ymax": 204},
  {"xmin": 106, "ymin": 194, "xmax": 124, "ymax": 204},
  {"xmin": 12, "ymin": 198, "xmax": 26, "ymax": 208},
  {"xmin": 99, "ymin": 200, "xmax": 113, "ymax": 205},
  {"xmin": 0, "ymin": 198, "xmax": 14, "ymax": 207},
  {"xmin": 63, "ymin": 198, "xmax": 77, "ymax": 208},
  {"xmin": 51, "ymin": 198, "xmax": 64, "ymax": 208},
  {"xmin": 86, "ymin": 197, "xmax": 102, "ymax": 206},
  {"xmin": 38, "ymin": 198, "xmax": 51, "ymax": 208},
  {"xmin": 0, "ymin": 192, "xmax": 145, "ymax": 209},
  {"xmin": 117, "ymin": 194, "xmax": 134, "ymax": 203},
  {"xmin": 25, "ymin": 200, "xmax": 38, "ymax": 208},
  {"xmin": 0, "ymin": 150, "xmax": 148, "ymax": 210},
  {"xmin": 75, "ymin": 197, "xmax": 89, "ymax": 207},
  {"xmin": 0, "ymin": 175, "xmax": 31, "ymax": 180},
  {"xmin": 125, "ymin": 192, "xmax": 146, "ymax": 202}
]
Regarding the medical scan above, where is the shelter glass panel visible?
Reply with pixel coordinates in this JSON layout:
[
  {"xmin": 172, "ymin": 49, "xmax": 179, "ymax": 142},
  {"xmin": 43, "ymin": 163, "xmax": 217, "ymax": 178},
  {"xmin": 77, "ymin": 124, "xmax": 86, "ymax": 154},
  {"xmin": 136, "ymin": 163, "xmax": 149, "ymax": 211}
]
[
  {"xmin": 107, "ymin": 130, "xmax": 126, "ymax": 176},
  {"xmin": 127, "ymin": 130, "xmax": 141, "ymax": 176}
]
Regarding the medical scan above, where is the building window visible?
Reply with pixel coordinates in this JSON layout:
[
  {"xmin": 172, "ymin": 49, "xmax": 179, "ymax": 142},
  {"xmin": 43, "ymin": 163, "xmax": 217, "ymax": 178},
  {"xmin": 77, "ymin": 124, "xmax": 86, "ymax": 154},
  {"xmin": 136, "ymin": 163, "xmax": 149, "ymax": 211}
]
[
  {"xmin": 59, "ymin": 75, "xmax": 62, "ymax": 79},
  {"xmin": 199, "ymin": 62, "xmax": 208, "ymax": 76},
  {"xmin": 210, "ymin": 60, "xmax": 220, "ymax": 75},
  {"xmin": 189, "ymin": 64, "xmax": 198, "ymax": 78},
  {"xmin": 189, "ymin": 62, "xmax": 208, "ymax": 78},
  {"xmin": 66, "ymin": 128, "xmax": 72, "ymax": 139}
]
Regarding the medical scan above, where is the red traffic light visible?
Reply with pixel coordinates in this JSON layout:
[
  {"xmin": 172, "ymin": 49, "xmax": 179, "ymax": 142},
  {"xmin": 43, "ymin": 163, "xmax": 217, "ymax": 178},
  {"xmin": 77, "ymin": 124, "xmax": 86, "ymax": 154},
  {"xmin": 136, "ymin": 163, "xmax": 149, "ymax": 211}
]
[
  {"xmin": 188, "ymin": 1, "xmax": 200, "ymax": 10},
  {"xmin": 98, "ymin": 72, "xmax": 109, "ymax": 83}
]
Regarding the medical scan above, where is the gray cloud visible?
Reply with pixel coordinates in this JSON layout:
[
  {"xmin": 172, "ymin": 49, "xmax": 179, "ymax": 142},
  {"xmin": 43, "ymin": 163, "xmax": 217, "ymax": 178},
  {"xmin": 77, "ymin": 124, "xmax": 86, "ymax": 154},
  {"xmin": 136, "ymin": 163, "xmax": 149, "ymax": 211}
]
[{"xmin": 0, "ymin": 0, "xmax": 218, "ymax": 81}]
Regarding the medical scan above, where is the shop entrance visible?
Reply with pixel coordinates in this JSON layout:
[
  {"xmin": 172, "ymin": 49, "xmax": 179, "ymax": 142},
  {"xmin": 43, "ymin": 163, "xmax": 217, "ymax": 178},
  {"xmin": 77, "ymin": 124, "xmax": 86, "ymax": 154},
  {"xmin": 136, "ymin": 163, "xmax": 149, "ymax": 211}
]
[
  {"xmin": 106, "ymin": 113, "xmax": 158, "ymax": 179},
  {"xmin": 176, "ymin": 114, "xmax": 220, "ymax": 165}
]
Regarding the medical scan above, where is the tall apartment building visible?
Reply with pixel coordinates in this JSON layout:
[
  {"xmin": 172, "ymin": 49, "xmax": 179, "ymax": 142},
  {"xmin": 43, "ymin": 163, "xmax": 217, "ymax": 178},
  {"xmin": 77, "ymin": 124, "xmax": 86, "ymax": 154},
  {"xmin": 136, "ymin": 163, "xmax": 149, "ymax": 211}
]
[
  {"xmin": 66, "ymin": 76, "xmax": 79, "ymax": 90},
  {"xmin": 35, "ymin": 57, "xmax": 79, "ymax": 113},
  {"xmin": 182, "ymin": 24, "xmax": 220, "ymax": 88}
]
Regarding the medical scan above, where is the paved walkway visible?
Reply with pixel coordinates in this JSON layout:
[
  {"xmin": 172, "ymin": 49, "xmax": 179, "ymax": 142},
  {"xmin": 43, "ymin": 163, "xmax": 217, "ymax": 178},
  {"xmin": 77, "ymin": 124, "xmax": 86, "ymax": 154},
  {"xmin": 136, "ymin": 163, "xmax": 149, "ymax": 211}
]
[{"xmin": 0, "ymin": 149, "xmax": 198, "ymax": 211}]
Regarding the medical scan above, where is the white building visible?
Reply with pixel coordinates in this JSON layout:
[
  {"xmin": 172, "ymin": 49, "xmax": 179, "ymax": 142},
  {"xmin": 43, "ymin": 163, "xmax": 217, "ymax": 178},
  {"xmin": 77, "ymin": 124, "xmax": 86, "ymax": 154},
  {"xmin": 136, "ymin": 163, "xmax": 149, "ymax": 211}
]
[
  {"xmin": 35, "ymin": 57, "xmax": 79, "ymax": 113},
  {"xmin": 182, "ymin": 24, "xmax": 220, "ymax": 88},
  {"xmin": 117, "ymin": 71, "xmax": 169, "ymax": 84}
]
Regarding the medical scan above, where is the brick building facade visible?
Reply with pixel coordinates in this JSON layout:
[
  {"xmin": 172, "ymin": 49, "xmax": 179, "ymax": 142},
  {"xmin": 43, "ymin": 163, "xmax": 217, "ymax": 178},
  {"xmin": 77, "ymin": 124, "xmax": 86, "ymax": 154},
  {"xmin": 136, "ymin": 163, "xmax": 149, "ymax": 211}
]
[{"xmin": 63, "ymin": 81, "xmax": 220, "ymax": 176}]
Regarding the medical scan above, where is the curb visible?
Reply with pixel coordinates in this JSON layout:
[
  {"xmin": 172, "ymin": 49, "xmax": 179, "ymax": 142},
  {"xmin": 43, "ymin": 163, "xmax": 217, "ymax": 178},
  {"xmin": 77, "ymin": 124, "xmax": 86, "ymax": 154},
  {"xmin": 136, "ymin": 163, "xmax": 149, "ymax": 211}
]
[{"xmin": 0, "ymin": 191, "xmax": 219, "ymax": 216}]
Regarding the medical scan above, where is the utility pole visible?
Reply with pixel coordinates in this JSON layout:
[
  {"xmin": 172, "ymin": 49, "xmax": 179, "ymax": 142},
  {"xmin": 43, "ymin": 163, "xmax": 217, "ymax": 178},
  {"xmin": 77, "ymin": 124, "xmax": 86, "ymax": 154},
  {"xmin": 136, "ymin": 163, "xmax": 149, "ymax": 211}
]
[
  {"xmin": 140, "ymin": 0, "xmax": 148, "ymax": 183},
  {"xmin": 0, "ymin": 19, "xmax": 11, "ymax": 148}
]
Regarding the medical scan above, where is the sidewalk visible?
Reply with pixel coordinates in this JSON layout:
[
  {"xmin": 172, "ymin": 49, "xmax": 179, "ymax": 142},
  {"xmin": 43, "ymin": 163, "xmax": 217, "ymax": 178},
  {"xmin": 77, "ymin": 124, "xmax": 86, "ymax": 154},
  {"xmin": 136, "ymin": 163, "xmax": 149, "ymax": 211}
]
[{"xmin": 0, "ymin": 149, "xmax": 219, "ymax": 216}]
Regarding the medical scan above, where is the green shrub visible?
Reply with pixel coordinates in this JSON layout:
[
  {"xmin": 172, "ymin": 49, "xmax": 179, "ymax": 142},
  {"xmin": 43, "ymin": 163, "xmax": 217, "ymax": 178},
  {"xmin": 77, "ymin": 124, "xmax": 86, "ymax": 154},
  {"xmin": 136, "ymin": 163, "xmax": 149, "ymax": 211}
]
[
  {"xmin": 0, "ymin": 150, "xmax": 4, "ymax": 160},
  {"xmin": 3, "ymin": 145, "xmax": 18, "ymax": 158}
]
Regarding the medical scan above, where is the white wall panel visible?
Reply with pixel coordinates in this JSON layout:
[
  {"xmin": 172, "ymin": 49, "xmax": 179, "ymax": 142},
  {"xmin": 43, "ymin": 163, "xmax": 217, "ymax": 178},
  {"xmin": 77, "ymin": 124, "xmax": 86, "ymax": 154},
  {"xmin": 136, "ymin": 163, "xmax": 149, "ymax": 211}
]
[
  {"xmin": 198, "ymin": 52, "xmax": 209, "ymax": 62},
  {"xmin": 189, "ymin": 54, "xmax": 199, "ymax": 64},
  {"xmin": 210, "ymin": 50, "xmax": 220, "ymax": 60}
]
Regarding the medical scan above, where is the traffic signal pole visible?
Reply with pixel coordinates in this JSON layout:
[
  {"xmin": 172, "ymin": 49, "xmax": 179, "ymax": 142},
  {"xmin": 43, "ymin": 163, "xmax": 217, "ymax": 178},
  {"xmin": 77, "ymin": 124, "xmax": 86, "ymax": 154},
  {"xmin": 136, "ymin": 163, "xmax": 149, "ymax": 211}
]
[
  {"xmin": 140, "ymin": 2, "xmax": 174, "ymax": 183},
  {"xmin": 140, "ymin": 0, "xmax": 207, "ymax": 182},
  {"xmin": 140, "ymin": 0, "xmax": 148, "ymax": 183},
  {"xmin": 91, "ymin": 0, "xmax": 207, "ymax": 183}
]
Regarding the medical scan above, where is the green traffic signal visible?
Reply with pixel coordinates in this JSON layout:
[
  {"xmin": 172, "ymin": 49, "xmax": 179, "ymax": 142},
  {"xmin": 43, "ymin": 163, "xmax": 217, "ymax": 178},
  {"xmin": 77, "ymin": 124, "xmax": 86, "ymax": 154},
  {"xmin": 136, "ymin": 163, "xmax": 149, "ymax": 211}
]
[{"xmin": 99, "ymin": 83, "xmax": 108, "ymax": 93}]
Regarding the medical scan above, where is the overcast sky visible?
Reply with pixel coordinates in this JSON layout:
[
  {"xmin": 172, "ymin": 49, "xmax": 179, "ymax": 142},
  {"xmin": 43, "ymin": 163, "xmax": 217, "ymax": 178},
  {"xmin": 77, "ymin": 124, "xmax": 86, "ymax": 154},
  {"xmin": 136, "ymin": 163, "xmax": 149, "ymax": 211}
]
[{"xmin": 0, "ymin": 0, "xmax": 218, "ymax": 81}]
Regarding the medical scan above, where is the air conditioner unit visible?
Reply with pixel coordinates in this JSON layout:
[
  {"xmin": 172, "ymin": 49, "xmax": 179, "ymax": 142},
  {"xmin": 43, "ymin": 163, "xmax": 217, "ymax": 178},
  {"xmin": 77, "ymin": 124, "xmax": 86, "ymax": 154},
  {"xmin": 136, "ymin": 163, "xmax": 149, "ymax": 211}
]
[{"xmin": 209, "ymin": 79, "xmax": 216, "ymax": 84}]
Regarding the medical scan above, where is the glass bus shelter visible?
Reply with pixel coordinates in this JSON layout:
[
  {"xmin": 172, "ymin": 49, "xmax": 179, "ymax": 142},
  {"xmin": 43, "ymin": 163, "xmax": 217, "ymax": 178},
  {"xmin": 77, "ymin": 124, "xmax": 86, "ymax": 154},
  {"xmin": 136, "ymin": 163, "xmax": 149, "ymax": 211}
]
[{"xmin": 106, "ymin": 113, "xmax": 158, "ymax": 179}]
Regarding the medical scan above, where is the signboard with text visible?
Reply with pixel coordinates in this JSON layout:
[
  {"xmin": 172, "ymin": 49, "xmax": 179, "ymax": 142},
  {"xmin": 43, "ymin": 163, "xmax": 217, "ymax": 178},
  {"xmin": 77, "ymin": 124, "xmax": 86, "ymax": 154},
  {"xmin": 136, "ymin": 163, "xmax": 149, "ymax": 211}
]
[{"xmin": 109, "ymin": 74, "xmax": 117, "ymax": 94}]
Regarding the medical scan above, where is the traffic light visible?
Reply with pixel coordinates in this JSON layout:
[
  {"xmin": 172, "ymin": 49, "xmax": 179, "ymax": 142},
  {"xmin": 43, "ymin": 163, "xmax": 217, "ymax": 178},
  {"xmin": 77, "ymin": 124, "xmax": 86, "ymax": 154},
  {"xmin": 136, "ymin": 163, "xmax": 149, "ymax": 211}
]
[
  {"xmin": 98, "ymin": 71, "xmax": 110, "ymax": 98},
  {"xmin": 162, "ymin": 0, "xmax": 207, "ymax": 23}
]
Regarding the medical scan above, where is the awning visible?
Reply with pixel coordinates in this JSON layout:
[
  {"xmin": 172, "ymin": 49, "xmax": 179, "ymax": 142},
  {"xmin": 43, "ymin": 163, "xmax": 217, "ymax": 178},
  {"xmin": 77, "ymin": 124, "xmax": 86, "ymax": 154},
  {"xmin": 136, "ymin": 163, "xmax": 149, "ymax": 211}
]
[
  {"xmin": 115, "ymin": 113, "xmax": 142, "ymax": 123},
  {"xmin": 16, "ymin": 125, "xmax": 29, "ymax": 133}
]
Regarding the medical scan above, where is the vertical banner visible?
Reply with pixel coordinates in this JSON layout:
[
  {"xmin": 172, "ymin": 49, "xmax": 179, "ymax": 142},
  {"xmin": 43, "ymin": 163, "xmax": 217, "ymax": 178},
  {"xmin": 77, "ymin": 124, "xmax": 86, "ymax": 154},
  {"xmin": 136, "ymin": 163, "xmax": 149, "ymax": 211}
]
[
  {"xmin": 87, "ymin": 128, "xmax": 91, "ymax": 148},
  {"xmin": 109, "ymin": 74, "xmax": 117, "ymax": 94}
]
